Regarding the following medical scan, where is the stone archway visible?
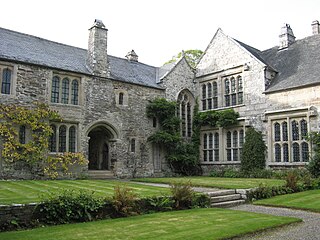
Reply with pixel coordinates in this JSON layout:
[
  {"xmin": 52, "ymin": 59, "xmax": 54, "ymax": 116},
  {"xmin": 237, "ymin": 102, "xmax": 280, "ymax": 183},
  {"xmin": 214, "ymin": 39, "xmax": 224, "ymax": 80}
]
[{"xmin": 87, "ymin": 122, "xmax": 118, "ymax": 171}]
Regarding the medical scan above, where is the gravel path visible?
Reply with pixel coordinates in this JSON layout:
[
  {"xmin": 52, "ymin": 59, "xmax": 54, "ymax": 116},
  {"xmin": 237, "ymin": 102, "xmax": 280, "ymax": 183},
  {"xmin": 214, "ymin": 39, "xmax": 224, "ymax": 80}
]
[{"xmin": 230, "ymin": 204, "xmax": 320, "ymax": 240}]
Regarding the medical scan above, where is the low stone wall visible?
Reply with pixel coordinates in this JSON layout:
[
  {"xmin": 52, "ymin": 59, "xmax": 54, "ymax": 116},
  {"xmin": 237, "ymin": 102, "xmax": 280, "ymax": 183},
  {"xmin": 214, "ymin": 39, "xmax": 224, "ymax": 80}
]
[{"xmin": 0, "ymin": 203, "xmax": 38, "ymax": 231}]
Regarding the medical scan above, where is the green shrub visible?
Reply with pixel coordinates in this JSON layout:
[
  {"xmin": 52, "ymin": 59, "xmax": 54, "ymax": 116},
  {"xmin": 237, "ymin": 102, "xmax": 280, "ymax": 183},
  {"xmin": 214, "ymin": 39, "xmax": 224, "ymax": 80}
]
[
  {"xmin": 170, "ymin": 181, "xmax": 195, "ymax": 209},
  {"xmin": 241, "ymin": 128, "xmax": 266, "ymax": 173},
  {"xmin": 192, "ymin": 194, "xmax": 211, "ymax": 208},
  {"xmin": 112, "ymin": 184, "xmax": 138, "ymax": 217},
  {"xmin": 142, "ymin": 196, "xmax": 174, "ymax": 213},
  {"xmin": 248, "ymin": 184, "xmax": 293, "ymax": 201},
  {"xmin": 36, "ymin": 189, "xmax": 104, "ymax": 224},
  {"xmin": 285, "ymin": 171, "xmax": 299, "ymax": 192}
]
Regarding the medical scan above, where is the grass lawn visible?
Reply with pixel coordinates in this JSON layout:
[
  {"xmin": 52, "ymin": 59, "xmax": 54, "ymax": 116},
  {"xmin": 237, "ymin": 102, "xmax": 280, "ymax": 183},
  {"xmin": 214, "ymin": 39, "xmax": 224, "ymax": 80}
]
[
  {"xmin": 134, "ymin": 177, "xmax": 285, "ymax": 189},
  {"xmin": 254, "ymin": 189, "xmax": 320, "ymax": 212},
  {"xmin": 0, "ymin": 180, "xmax": 170, "ymax": 205},
  {"xmin": 0, "ymin": 208, "xmax": 300, "ymax": 240}
]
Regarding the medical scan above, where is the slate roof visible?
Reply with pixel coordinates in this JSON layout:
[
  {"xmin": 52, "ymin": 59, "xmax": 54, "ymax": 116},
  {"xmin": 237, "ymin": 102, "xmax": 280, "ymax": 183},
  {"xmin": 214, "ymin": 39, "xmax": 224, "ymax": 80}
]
[
  {"xmin": 236, "ymin": 34, "xmax": 320, "ymax": 93},
  {"xmin": 0, "ymin": 27, "xmax": 161, "ymax": 89}
]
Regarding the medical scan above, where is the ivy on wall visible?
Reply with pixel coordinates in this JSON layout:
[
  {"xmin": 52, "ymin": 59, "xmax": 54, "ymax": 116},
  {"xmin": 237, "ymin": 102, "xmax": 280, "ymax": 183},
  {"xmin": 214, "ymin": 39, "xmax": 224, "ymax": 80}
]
[
  {"xmin": 147, "ymin": 98, "xmax": 239, "ymax": 175},
  {"xmin": 0, "ymin": 103, "xmax": 87, "ymax": 178}
]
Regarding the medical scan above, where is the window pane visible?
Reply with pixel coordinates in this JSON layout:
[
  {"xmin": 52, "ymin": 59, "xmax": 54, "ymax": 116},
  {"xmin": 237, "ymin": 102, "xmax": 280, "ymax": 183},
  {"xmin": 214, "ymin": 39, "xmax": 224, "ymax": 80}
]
[
  {"xmin": 225, "ymin": 95, "xmax": 230, "ymax": 107},
  {"xmin": 274, "ymin": 122, "xmax": 280, "ymax": 142},
  {"xmin": 207, "ymin": 83, "xmax": 212, "ymax": 98},
  {"xmin": 130, "ymin": 139, "xmax": 136, "ymax": 152},
  {"xmin": 233, "ymin": 149, "xmax": 238, "ymax": 161},
  {"xmin": 203, "ymin": 151, "xmax": 207, "ymax": 162},
  {"xmin": 1, "ymin": 68, "xmax": 11, "ymax": 94},
  {"xmin": 208, "ymin": 150, "xmax": 213, "ymax": 162},
  {"xmin": 59, "ymin": 125, "xmax": 67, "ymax": 152},
  {"xmin": 181, "ymin": 102, "xmax": 186, "ymax": 137},
  {"xmin": 51, "ymin": 76, "xmax": 60, "ymax": 103},
  {"xmin": 282, "ymin": 122, "xmax": 288, "ymax": 141},
  {"xmin": 237, "ymin": 76, "xmax": 243, "ymax": 91},
  {"xmin": 202, "ymin": 100, "xmax": 207, "ymax": 110},
  {"xmin": 239, "ymin": 129, "xmax": 244, "ymax": 147},
  {"xmin": 233, "ymin": 131, "xmax": 238, "ymax": 147},
  {"xmin": 71, "ymin": 80, "xmax": 79, "ymax": 105},
  {"xmin": 61, "ymin": 78, "xmax": 69, "ymax": 104},
  {"xmin": 209, "ymin": 133, "xmax": 213, "ymax": 149},
  {"xmin": 292, "ymin": 120, "xmax": 299, "ymax": 141},
  {"xmin": 300, "ymin": 119, "xmax": 308, "ymax": 140},
  {"xmin": 69, "ymin": 126, "xmax": 76, "ymax": 153},
  {"xmin": 49, "ymin": 125, "xmax": 56, "ymax": 152},
  {"xmin": 283, "ymin": 143, "xmax": 289, "ymax": 162},
  {"xmin": 214, "ymin": 133, "xmax": 219, "ymax": 161},
  {"xmin": 187, "ymin": 103, "xmax": 192, "ymax": 137},
  {"xmin": 203, "ymin": 134, "xmax": 208, "ymax": 149},
  {"xmin": 212, "ymin": 82, "xmax": 217, "ymax": 96},
  {"xmin": 227, "ymin": 131, "xmax": 231, "ymax": 148},
  {"xmin": 301, "ymin": 142, "xmax": 309, "ymax": 162},
  {"xmin": 225, "ymin": 79, "xmax": 230, "ymax": 94},
  {"xmin": 238, "ymin": 92, "xmax": 243, "ymax": 104},
  {"xmin": 119, "ymin": 92, "xmax": 124, "ymax": 105},
  {"xmin": 275, "ymin": 144, "xmax": 281, "ymax": 162},
  {"xmin": 213, "ymin": 97, "xmax": 218, "ymax": 109},
  {"xmin": 231, "ymin": 77, "xmax": 236, "ymax": 93},
  {"xmin": 207, "ymin": 99, "xmax": 212, "ymax": 110},
  {"xmin": 227, "ymin": 149, "xmax": 232, "ymax": 161},
  {"xmin": 231, "ymin": 94, "xmax": 237, "ymax": 105},
  {"xmin": 202, "ymin": 85, "xmax": 206, "ymax": 99},
  {"xmin": 293, "ymin": 142, "xmax": 300, "ymax": 162},
  {"xmin": 19, "ymin": 126, "xmax": 26, "ymax": 144}
]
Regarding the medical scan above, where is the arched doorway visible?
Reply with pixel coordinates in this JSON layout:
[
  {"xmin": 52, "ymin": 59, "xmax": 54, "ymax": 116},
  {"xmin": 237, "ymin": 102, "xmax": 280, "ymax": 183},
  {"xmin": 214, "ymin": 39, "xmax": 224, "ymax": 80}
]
[{"xmin": 87, "ymin": 123, "xmax": 118, "ymax": 171}]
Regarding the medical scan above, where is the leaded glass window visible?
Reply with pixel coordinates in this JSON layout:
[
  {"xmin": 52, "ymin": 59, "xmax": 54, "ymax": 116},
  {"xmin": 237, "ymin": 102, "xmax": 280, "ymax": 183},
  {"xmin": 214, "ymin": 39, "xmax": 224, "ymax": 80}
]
[
  {"xmin": 61, "ymin": 78, "xmax": 69, "ymax": 104},
  {"xmin": 130, "ymin": 139, "xmax": 136, "ymax": 153},
  {"xmin": 293, "ymin": 142, "xmax": 300, "ymax": 162},
  {"xmin": 225, "ymin": 79, "xmax": 230, "ymax": 94},
  {"xmin": 1, "ymin": 68, "xmax": 11, "ymax": 94},
  {"xmin": 51, "ymin": 76, "xmax": 60, "ymax": 103},
  {"xmin": 282, "ymin": 122, "xmax": 288, "ymax": 141},
  {"xmin": 301, "ymin": 142, "xmax": 309, "ymax": 162},
  {"xmin": 237, "ymin": 76, "xmax": 243, "ymax": 92},
  {"xmin": 71, "ymin": 80, "xmax": 79, "ymax": 105},
  {"xmin": 203, "ymin": 134, "xmax": 208, "ymax": 162},
  {"xmin": 300, "ymin": 119, "xmax": 308, "ymax": 139},
  {"xmin": 239, "ymin": 130, "xmax": 244, "ymax": 147},
  {"xmin": 274, "ymin": 122, "xmax": 281, "ymax": 142},
  {"xmin": 69, "ymin": 126, "xmax": 76, "ymax": 153},
  {"xmin": 212, "ymin": 82, "xmax": 218, "ymax": 109},
  {"xmin": 231, "ymin": 77, "xmax": 236, "ymax": 93},
  {"xmin": 214, "ymin": 132, "xmax": 219, "ymax": 161},
  {"xmin": 275, "ymin": 144, "xmax": 281, "ymax": 162},
  {"xmin": 59, "ymin": 125, "xmax": 67, "ymax": 152},
  {"xmin": 283, "ymin": 143, "xmax": 289, "ymax": 162},
  {"xmin": 292, "ymin": 120, "xmax": 299, "ymax": 141},
  {"xmin": 49, "ymin": 125, "xmax": 57, "ymax": 152}
]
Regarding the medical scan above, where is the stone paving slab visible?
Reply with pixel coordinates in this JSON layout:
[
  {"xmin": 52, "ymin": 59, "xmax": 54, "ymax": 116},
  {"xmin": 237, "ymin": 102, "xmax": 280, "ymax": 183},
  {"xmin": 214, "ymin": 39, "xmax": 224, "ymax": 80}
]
[{"xmin": 230, "ymin": 204, "xmax": 320, "ymax": 240}]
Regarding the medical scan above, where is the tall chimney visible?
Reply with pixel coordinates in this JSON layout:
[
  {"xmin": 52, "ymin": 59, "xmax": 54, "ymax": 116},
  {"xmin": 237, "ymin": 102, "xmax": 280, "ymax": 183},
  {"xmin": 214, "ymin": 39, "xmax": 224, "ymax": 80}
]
[
  {"xmin": 87, "ymin": 19, "xmax": 108, "ymax": 77},
  {"xmin": 279, "ymin": 23, "xmax": 296, "ymax": 50},
  {"xmin": 312, "ymin": 20, "xmax": 320, "ymax": 35}
]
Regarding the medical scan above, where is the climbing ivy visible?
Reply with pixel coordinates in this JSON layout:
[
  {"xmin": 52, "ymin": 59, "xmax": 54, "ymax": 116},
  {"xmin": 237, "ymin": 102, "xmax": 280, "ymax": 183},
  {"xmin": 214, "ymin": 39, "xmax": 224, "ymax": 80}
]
[
  {"xmin": 146, "ymin": 98, "xmax": 239, "ymax": 175},
  {"xmin": 0, "ymin": 103, "xmax": 88, "ymax": 178}
]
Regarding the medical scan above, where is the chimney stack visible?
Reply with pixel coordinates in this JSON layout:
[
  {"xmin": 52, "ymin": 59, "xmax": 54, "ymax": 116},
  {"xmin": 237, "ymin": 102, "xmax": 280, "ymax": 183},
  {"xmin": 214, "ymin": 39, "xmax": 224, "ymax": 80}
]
[
  {"xmin": 312, "ymin": 20, "xmax": 320, "ymax": 35},
  {"xmin": 87, "ymin": 19, "xmax": 109, "ymax": 77},
  {"xmin": 279, "ymin": 23, "xmax": 296, "ymax": 50},
  {"xmin": 125, "ymin": 50, "xmax": 138, "ymax": 62}
]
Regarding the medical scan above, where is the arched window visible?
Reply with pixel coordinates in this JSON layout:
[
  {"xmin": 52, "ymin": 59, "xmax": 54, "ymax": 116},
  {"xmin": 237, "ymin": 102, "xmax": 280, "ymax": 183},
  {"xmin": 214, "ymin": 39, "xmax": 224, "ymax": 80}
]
[
  {"xmin": 274, "ymin": 122, "xmax": 280, "ymax": 142},
  {"xmin": 292, "ymin": 142, "xmax": 300, "ymax": 162},
  {"xmin": 237, "ymin": 76, "xmax": 243, "ymax": 92},
  {"xmin": 177, "ymin": 91, "xmax": 194, "ymax": 139},
  {"xmin": 181, "ymin": 101, "xmax": 186, "ymax": 137},
  {"xmin": 275, "ymin": 144, "xmax": 281, "ymax": 162},
  {"xmin": 19, "ymin": 126, "xmax": 26, "ymax": 144},
  {"xmin": 59, "ymin": 125, "xmax": 67, "ymax": 152},
  {"xmin": 51, "ymin": 76, "xmax": 60, "ymax": 103},
  {"xmin": 292, "ymin": 120, "xmax": 299, "ymax": 141},
  {"xmin": 282, "ymin": 122, "xmax": 288, "ymax": 141},
  {"xmin": 69, "ymin": 126, "xmax": 76, "ymax": 153},
  {"xmin": 49, "ymin": 125, "xmax": 57, "ymax": 152},
  {"xmin": 231, "ymin": 77, "xmax": 236, "ymax": 105},
  {"xmin": 119, "ymin": 92, "xmax": 124, "ymax": 105},
  {"xmin": 207, "ymin": 83, "xmax": 212, "ymax": 109},
  {"xmin": 212, "ymin": 82, "xmax": 218, "ymax": 109},
  {"xmin": 224, "ymin": 79, "xmax": 230, "ymax": 107},
  {"xmin": 226, "ymin": 131, "xmax": 232, "ymax": 161},
  {"xmin": 202, "ymin": 85, "xmax": 207, "ymax": 110},
  {"xmin": 187, "ymin": 103, "xmax": 192, "ymax": 137},
  {"xmin": 130, "ymin": 139, "xmax": 136, "ymax": 153},
  {"xmin": 61, "ymin": 78, "xmax": 70, "ymax": 104},
  {"xmin": 300, "ymin": 119, "xmax": 308, "ymax": 139},
  {"xmin": 71, "ymin": 80, "xmax": 79, "ymax": 105},
  {"xmin": 301, "ymin": 142, "xmax": 309, "ymax": 162},
  {"xmin": 208, "ymin": 133, "xmax": 213, "ymax": 161},
  {"xmin": 1, "ymin": 68, "xmax": 12, "ymax": 94}
]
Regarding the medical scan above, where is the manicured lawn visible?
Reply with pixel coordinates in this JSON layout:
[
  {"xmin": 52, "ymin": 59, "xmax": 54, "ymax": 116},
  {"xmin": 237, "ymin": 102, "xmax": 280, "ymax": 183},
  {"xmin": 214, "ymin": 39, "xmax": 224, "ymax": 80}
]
[
  {"xmin": 0, "ymin": 180, "xmax": 170, "ymax": 205},
  {"xmin": 134, "ymin": 177, "xmax": 285, "ymax": 189},
  {"xmin": 0, "ymin": 208, "xmax": 300, "ymax": 240},
  {"xmin": 254, "ymin": 189, "xmax": 320, "ymax": 212}
]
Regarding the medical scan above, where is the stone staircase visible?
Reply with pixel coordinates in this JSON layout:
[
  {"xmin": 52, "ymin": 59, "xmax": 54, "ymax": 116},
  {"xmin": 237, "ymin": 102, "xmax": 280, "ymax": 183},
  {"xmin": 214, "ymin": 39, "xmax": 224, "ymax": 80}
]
[
  {"xmin": 207, "ymin": 189, "xmax": 246, "ymax": 208},
  {"xmin": 88, "ymin": 170, "xmax": 115, "ymax": 179}
]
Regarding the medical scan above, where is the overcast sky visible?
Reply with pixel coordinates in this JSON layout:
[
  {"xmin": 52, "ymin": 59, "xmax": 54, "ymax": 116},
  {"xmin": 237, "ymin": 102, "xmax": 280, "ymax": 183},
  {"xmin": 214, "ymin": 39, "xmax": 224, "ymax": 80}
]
[{"xmin": 1, "ymin": 0, "xmax": 319, "ymax": 66}]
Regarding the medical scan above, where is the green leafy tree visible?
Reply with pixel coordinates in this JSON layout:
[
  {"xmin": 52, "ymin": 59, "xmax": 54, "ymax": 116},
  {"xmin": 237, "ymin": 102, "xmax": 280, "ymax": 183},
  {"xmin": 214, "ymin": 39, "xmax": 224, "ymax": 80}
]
[
  {"xmin": 241, "ymin": 127, "xmax": 266, "ymax": 173},
  {"xmin": 306, "ymin": 132, "xmax": 320, "ymax": 177},
  {"xmin": 164, "ymin": 49, "xmax": 203, "ymax": 68}
]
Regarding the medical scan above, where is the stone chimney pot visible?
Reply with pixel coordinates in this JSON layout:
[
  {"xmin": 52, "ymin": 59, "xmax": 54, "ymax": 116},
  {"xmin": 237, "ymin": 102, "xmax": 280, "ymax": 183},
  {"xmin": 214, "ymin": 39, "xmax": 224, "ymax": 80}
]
[
  {"xmin": 126, "ymin": 50, "xmax": 138, "ymax": 62},
  {"xmin": 312, "ymin": 20, "xmax": 320, "ymax": 35},
  {"xmin": 279, "ymin": 23, "xmax": 296, "ymax": 50}
]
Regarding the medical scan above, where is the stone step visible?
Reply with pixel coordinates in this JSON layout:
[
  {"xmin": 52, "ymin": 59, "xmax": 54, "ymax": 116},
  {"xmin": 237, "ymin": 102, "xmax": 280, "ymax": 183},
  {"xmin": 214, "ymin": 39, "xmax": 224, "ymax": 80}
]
[
  {"xmin": 206, "ymin": 189, "xmax": 236, "ymax": 197},
  {"xmin": 210, "ymin": 194, "xmax": 242, "ymax": 203},
  {"xmin": 211, "ymin": 199, "xmax": 246, "ymax": 208},
  {"xmin": 88, "ymin": 170, "xmax": 114, "ymax": 179}
]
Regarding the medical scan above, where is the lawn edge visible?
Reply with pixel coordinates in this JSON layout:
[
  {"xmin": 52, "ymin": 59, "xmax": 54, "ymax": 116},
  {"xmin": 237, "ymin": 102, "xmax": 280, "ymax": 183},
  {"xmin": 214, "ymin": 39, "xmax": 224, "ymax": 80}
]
[{"xmin": 253, "ymin": 202, "xmax": 320, "ymax": 213}]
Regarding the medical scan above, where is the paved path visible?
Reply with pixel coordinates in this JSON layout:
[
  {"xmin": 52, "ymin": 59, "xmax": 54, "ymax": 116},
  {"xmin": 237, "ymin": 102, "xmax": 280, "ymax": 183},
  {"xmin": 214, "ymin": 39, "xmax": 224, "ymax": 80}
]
[{"xmin": 230, "ymin": 204, "xmax": 320, "ymax": 240}]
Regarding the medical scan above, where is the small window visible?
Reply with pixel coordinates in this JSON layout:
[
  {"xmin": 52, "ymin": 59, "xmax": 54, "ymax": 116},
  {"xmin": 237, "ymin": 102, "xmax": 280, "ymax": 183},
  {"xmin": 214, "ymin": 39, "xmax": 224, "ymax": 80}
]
[
  {"xmin": 59, "ymin": 125, "xmax": 67, "ymax": 152},
  {"xmin": 119, "ymin": 92, "xmax": 124, "ymax": 105},
  {"xmin": 71, "ymin": 80, "xmax": 79, "ymax": 105},
  {"xmin": 69, "ymin": 126, "xmax": 76, "ymax": 153},
  {"xmin": 130, "ymin": 139, "xmax": 136, "ymax": 153},
  {"xmin": 153, "ymin": 117, "xmax": 157, "ymax": 128},
  {"xmin": 1, "ymin": 68, "xmax": 12, "ymax": 94},
  {"xmin": 19, "ymin": 126, "xmax": 26, "ymax": 144}
]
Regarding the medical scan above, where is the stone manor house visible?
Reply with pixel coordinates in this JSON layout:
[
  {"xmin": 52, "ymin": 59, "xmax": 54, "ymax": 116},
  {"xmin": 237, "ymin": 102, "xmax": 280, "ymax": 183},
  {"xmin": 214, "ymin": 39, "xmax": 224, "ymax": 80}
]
[{"xmin": 1, "ymin": 19, "xmax": 320, "ymax": 178}]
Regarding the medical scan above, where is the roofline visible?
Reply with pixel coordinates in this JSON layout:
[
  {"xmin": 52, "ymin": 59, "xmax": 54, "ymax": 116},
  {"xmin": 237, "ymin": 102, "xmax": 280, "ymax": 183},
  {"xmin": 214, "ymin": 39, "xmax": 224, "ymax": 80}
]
[{"xmin": 265, "ymin": 82, "xmax": 320, "ymax": 94}]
